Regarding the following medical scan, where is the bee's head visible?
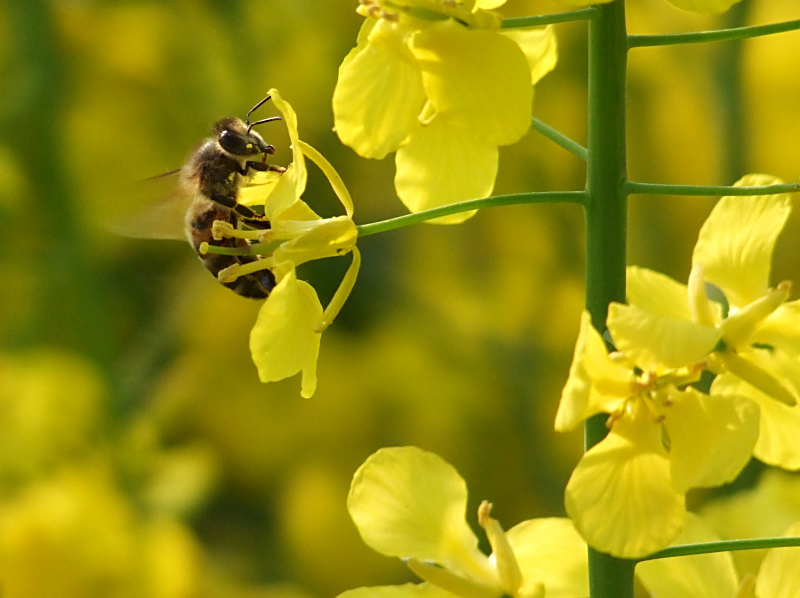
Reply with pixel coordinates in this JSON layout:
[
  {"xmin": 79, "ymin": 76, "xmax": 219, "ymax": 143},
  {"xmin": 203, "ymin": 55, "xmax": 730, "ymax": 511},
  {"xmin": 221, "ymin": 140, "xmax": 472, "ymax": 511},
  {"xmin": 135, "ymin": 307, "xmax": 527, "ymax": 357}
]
[{"xmin": 214, "ymin": 117, "xmax": 275, "ymax": 157}]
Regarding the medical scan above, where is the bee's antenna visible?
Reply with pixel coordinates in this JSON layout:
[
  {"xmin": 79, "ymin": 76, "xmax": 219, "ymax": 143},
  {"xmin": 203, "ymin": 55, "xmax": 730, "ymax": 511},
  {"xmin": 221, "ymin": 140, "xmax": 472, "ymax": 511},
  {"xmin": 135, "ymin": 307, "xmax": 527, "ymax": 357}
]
[
  {"xmin": 246, "ymin": 94, "xmax": 273, "ymax": 126},
  {"xmin": 246, "ymin": 116, "xmax": 282, "ymax": 134}
]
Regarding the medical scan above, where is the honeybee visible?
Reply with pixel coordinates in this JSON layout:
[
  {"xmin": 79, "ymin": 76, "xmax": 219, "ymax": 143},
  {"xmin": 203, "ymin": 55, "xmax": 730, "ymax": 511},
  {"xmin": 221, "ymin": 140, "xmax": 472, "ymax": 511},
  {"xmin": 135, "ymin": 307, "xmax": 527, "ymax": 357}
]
[{"xmin": 115, "ymin": 95, "xmax": 285, "ymax": 299}]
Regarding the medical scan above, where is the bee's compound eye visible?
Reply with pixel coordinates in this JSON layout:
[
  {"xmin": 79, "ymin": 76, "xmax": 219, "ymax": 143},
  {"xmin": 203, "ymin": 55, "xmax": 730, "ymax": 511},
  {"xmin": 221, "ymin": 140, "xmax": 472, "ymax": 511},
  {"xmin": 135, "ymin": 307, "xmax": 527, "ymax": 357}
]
[{"xmin": 219, "ymin": 130, "xmax": 247, "ymax": 155}]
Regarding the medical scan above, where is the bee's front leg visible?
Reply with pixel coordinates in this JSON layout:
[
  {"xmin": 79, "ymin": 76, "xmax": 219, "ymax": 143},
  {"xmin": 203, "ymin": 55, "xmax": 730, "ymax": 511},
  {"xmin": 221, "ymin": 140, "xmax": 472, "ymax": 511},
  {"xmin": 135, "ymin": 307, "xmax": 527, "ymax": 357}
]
[{"xmin": 243, "ymin": 161, "xmax": 287, "ymax": 174}]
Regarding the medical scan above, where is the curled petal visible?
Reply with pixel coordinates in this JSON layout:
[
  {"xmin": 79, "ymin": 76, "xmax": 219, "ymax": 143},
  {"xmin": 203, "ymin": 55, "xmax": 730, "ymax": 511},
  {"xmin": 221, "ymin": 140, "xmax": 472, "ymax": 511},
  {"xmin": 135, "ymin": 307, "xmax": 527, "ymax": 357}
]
[
  {"xmin": 348, "ymin": 447, "xmax": 491, "ymax": 580},
  {"xmin": 665, "ymin": 387, "xmax": 759, "ymax": 493},
  {"xmin": 607, "ymin": 303, "xmax": 721, "ymax": 371},
  {"xmin": 565, "ymin": 405, "xmax": 685, "ymax": 558},
  {"xmin": 692, "ymin": 174, "xmax": 791, "ymax": 308},
  {"xmin": 264, "ymin": 90, "xmax": 308, "ymax": 219},
  {"xmin": 712, "ymin": 374, "xmax": 800, "ymax": 470},
  {"xmin": 636, "ymin": 513, "xmax": 739, "ymax": 598},
  {"xmin": 249, "ymin": 267, "xmax": 322, "ymax": 398},
  {"xmin": 555, "ymin": 311, "xmax": 630, "ymax": 432},
  {"xmin": 333, "ymin": 19, "xmax": 426, "ymax": 159},
  {"xmin": 411, "ymin": 21, "xmax": 532, "ymax": 146},
  {"xmin": 755, "ymin": 521, "xmax": 800, "ymax": 598},
  {"xmin": 507, "ymin": 518, "xmax": 589, "ymax": 598},
  {"xmin": 298, "ymin": 140, "xmax": 354, "ymax": 218},
  {"xmin": 395, "ymin": 116, "xmax": 496, "ymax": 223},
  {"xmin": 318, "ymin": 246, "xmax": 361, "ymax": 332}
]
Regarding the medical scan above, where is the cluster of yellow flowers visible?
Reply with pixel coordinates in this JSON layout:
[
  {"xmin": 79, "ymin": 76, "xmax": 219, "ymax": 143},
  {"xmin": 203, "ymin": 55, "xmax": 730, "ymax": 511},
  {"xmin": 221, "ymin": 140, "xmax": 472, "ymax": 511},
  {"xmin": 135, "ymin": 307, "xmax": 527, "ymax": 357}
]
[
  {"xmin": 555, "ymin": 175, "xmax": 800, "ymax": 559},
  {"xmin": 224, "ymin": 1, "xmax": 800, "ymax": 594},
  {"xmin": 332, "ymin": 0, "xmax": 556, "ymax": 223}
]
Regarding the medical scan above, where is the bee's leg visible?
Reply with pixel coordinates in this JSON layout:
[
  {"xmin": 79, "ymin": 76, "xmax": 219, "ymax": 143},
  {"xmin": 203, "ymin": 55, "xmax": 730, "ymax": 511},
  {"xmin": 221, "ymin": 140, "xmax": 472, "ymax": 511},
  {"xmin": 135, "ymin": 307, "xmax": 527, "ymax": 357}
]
[
  {"xmin": 235, "ymin": 204, "xmax": 271, "ymax": 230},
  {"xmin": 209, "ymin": 193, "xmax": 271, "ymax": 230},
  {"xmin": 210, "ymin": 193, "xmax": 237, "ymax": 209},
  {"xmin": 244, "ymin": 161, "xmax": 269, "ymax": 172},
  {"xmin": 243, "ymin": 161, "xmax": 287, "ymax": 174}
]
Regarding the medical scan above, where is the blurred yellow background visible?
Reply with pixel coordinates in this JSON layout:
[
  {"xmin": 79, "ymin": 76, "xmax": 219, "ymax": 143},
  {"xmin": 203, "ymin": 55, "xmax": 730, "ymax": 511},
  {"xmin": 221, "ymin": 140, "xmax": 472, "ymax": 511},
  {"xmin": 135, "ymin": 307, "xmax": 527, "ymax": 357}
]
[{"xmin": 1, "ymin": 0, "xmax": 800, "ymax": 596}]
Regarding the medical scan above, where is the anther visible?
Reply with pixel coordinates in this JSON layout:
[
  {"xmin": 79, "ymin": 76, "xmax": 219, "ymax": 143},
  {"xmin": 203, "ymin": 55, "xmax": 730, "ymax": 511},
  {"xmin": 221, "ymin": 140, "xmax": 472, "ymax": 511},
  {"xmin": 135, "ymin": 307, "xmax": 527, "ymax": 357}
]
[
  {"xmin": 218, "ymin": 264, "xmax": 241, "ymax": 283},
  {"xmin": 212, "ymin": 220, "xmax": 236, "ymax": 241}
]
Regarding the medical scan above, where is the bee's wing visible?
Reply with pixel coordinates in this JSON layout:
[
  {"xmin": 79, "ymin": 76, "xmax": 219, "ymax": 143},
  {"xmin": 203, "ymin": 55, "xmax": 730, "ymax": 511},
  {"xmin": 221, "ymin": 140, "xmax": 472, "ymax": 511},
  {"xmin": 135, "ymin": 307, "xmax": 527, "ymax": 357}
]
[{"xmin": 104, "ymin": 170, "xmax": 193, "ymax": 241}]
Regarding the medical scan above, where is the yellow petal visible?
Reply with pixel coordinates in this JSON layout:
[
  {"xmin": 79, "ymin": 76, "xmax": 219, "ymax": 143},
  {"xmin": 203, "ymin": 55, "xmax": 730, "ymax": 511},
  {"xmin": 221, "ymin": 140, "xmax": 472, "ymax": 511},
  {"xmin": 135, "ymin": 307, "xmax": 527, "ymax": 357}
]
[
  {"xmin": 333, "ymin": 19, "xmax": 426, "ymax": 159},
  {"xmin": 347, "ymin": 447, "xmax": 491, "ymax": 581},
  {"xmin": 237, "ymin": 170, "xmax": 283, "ymax": 207},
  {"xmin": 692, "ymin": 174, "xmax": 791, "ymax": 308},
  {"xmin": 665, "ymin": 387, "xmax": 759, "ymax": 493},
  {"xmin": 262, "ymin": 90, "xmax": 307, "ymax": 219},
  {"xmin": 664, "ymin": 0, "xmax": 746, "ymax": 15},
  {"xmin": 506, "ymin": 518, "xmax": 588, "ymax": 598},
  {"xmin": 500, "ymin": 26, "xmax": 557, "ymax": 86},
  {"xmin": 472, "ymin": 0, "xmax": 506, "ymax": 9},
  {"xmin": 565, "ymin": 405, "xmax": 685, "ymax": 559},
  {"xmin": 297, "ymin": 140, "xmax": 354, "ymax": 218},
  {"xmin": 712, "ymin": 374, "xmax": 800, "ymax": 470},
  {"xmin": 395, "ymin": 115, "xmax": 496, "ymax": 224},
  {"xmin": 336, "ymin": 584, "xmax": 450, "ymax": 598},
  {"xmin": 720, "ymin": 284, "xmax": 790, "ymax": 350},
  {"xmin": 754, "ymin": 521, "xmax": 800, "ymax": 598},
  {"xmin": 273, "ymin": 216, "xmax": 358, "ymax": 267},
  {"xmin": 249, "ymin": 267, "xmax": 322, "ymax": 398},
  {"xmin": 636, "ymin": 513, "xmax": 739, "ymax": 598},
  {"xmin": 411, "ymin": 21, "xmax": 532, "ymax": 146},
  {"xmin": 555, "ymin": 311, "xmax": 630, "ymax": 432},
  {"xmin": 716, "ymin": 348, "xmax": 798, "ymax": 407},
  {"xmin": 607, "ymin": 302, "xmax": 721, "ymax": 371},
  {"xmin": 626, "ymin": 266, "xmax": 695, "ymax": 322},
  {"xmin": 318, "ymin": 246, "xmax": 361, "ymax": 332},
  {"xmin": 755, "ymin": 301, "xmax": 800, "ymax": 358}
]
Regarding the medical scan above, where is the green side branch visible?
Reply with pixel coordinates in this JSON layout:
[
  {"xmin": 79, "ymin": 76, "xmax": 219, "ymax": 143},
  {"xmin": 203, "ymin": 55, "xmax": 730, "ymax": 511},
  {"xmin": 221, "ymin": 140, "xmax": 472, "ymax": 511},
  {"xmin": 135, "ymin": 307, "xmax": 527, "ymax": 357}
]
[
  {"xmin": 629, "ymin": 17, "xmax": 800, "ymax": 48},
  {"xmin": 355, "ymin": 191, "xmax": 587, "ymax": 237},
  {"xmin": 642, "ymin": 536, "xmax": 800, "ymax": 562},
  {"xmin": 532, "ymin": 117, "xmax": 588, "ymax": 162},
  {"xmin": 626, "ymin": 181, "xmax": 800, "ymax": 196}
]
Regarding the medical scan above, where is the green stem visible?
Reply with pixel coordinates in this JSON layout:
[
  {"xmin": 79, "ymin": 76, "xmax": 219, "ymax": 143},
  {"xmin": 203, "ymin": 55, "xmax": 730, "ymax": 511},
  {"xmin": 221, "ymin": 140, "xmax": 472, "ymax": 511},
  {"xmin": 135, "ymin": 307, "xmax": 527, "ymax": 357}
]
[
  {"xmin": 356, "ymin": 191, "xmax": 587, "ymax": 237},
  {"xmin": 531, "ymin": 118, "xmax": 588, "ymax": 161},
  {"xmin": 585, "ymin": 1, "xmax": 633, "ymax": 596},
  {"xmin": 502, "ymin": 7, "xmax": 599, "ymax": 29},
  {"xmin": 626, "ymin": 181, "xmax": 800, "ymax": 196},
  {"xmin": 628, "ymin": 18, "xmax": 800, "ymax": 48},
  {"xmin": 642, "ymin": 536, "xmax": 800, "ymax": 562}
]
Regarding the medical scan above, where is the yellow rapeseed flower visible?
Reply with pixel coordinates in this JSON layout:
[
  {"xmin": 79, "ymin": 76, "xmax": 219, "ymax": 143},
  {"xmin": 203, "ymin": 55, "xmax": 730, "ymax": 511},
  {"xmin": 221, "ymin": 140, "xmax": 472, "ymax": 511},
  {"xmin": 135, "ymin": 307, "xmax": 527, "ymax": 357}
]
[
  {"xmin": 611, "ymin": 175, "xmax": 800, "ymax": 469},
  {"xmin": 555, "ymin": 312, "xmax": 759, "ymax": 558},
  {"xmin": 339, "ymin": 446, "xmax": 589, "ymax": 598},
  {"xmin": 333, "ymin": 1, "xmax": 557, "ymax": 224},
  {"xmin": 215, "ymin": 90, "xmax": 360, "ymax": 398}
]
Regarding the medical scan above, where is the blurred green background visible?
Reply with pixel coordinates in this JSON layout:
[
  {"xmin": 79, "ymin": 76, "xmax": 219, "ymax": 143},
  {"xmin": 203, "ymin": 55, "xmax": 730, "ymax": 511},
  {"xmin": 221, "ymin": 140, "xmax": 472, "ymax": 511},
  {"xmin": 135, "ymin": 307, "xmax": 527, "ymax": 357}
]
[{"xmin": 1, "ymin": 0, "xmax": 800, "ymax": 596}]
